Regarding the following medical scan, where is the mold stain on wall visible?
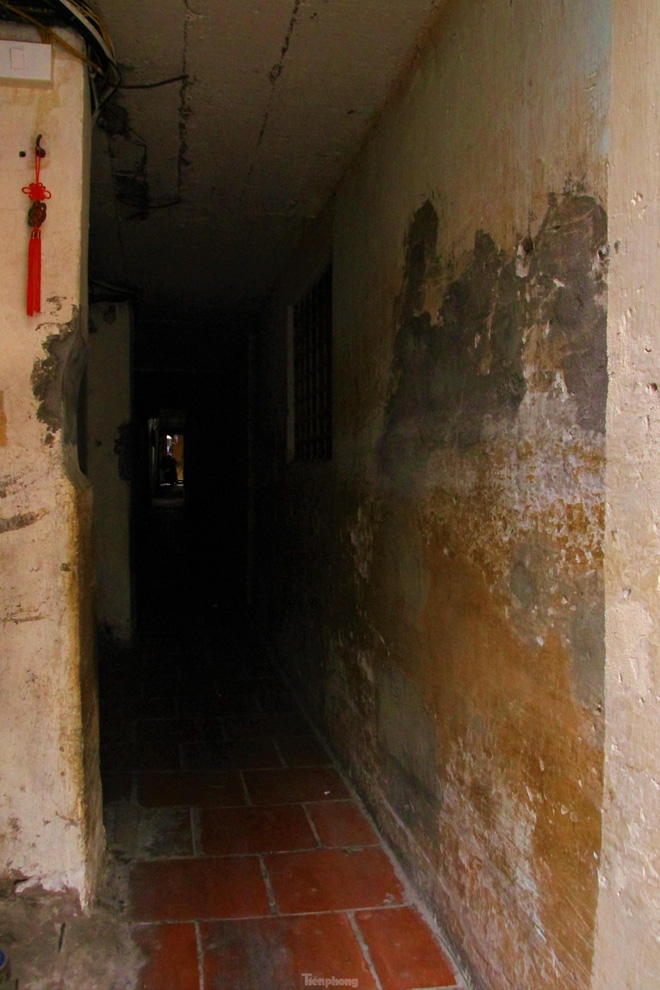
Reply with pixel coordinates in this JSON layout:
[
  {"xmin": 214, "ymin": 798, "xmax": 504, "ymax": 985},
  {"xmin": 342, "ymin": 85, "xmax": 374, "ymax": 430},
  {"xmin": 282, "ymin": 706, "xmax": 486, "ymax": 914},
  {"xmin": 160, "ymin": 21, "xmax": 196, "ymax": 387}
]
[
  {"xmin": 323, "ymin": 192, "xmax": 608, "ymax": 989},
  {"xmin": 31, "ymin": 308, "xmax": 87, "ymax": 453}
]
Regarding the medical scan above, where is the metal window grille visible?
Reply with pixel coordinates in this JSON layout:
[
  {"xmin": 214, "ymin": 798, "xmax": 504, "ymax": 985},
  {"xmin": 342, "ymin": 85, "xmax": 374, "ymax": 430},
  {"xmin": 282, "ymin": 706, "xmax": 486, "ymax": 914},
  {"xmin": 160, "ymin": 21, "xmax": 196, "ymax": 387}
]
[{"xmin": 293, "ymin": 264, "xmax": 332, "ymax": 461}]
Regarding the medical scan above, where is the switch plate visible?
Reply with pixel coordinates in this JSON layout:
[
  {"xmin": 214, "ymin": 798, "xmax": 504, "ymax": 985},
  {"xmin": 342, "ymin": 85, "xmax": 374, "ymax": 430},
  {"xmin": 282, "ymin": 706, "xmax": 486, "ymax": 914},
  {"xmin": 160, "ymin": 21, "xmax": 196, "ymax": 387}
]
[{"xmin": 0, "ymin": 41, "xmax": 52, "ymax": 85}]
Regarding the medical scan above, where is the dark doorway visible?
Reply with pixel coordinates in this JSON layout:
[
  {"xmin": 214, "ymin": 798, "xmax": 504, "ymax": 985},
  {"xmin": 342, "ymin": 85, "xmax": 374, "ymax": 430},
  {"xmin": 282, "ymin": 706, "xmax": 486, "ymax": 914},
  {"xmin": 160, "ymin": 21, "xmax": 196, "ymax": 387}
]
[
  {"xmin": 132, "ymin": 317, "xmax": 250, "ymax": 631},
  {"xmin": 149, "ymin": 410, "xmax": 185, "ymax": 503}
]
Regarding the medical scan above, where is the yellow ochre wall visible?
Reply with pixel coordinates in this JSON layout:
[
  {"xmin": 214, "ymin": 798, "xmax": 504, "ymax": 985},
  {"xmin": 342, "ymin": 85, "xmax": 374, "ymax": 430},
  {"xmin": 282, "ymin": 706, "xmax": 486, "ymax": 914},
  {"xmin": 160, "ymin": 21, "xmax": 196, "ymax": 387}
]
[{"xmin": 259, "ymin": 1, "xmax": 611, "ymax": 986}]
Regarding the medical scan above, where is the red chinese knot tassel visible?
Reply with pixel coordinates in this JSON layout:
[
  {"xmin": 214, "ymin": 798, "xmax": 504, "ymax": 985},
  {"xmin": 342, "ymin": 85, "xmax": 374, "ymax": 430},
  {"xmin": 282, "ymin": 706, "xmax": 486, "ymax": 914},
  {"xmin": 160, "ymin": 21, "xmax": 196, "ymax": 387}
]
[{"xmin": 22, "ymin": 136, "xmax": 51, "ymax": 317}]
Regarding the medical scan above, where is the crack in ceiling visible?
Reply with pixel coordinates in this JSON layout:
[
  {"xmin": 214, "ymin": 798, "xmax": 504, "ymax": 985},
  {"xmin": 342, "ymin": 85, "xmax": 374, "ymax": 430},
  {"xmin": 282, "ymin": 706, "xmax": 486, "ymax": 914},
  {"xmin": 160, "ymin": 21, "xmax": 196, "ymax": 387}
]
[
  {"xmin": 178, "ymin": 0, "xmax": 194, "ymax": 194},
  {"xmin": 87, "ymin": 0, "xmax": 444, "ymax": 315},
  {"xmin": 240, "ymin": 0, "xmax": 303, "ymax": 206}
]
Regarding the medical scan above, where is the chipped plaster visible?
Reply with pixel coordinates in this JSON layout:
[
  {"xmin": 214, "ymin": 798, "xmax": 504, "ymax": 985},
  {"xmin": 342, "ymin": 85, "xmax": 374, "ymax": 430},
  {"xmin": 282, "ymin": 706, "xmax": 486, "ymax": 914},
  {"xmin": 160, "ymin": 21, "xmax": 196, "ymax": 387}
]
[
  {"xmin": 260, "ymin": 2, "xmax": 610, "ymax": 988},
  {"xmin": 0, "ymin": 26, "xmax": 102, "ymax": 904}
]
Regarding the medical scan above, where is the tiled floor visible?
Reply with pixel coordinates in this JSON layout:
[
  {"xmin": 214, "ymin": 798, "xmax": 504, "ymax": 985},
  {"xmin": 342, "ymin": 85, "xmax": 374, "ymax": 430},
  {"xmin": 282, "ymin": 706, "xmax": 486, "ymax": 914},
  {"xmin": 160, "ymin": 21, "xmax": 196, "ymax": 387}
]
[{"xmin": 101, "ymin": 594, "xmax": 461, "ymax": 988}]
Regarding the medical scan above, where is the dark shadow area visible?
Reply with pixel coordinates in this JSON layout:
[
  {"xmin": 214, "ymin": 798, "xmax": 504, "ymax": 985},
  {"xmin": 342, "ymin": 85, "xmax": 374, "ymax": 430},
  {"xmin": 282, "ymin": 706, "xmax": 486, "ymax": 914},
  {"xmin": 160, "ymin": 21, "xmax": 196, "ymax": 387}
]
[
  {"xmin": 97, "ymin": 309, "xmax": 258, "ymax": 800},
  {"xmin": 131, "ymin": 315, "xmax": 251, "ymax": 635}
]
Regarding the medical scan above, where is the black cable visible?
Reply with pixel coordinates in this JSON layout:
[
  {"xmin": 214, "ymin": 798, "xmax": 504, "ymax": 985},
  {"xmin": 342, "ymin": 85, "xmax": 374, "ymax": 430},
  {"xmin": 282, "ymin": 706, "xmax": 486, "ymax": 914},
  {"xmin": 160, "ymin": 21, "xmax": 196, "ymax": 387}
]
[{"xmin": 119, "ymin": 74, "xmax": 188, "ymax": 90}]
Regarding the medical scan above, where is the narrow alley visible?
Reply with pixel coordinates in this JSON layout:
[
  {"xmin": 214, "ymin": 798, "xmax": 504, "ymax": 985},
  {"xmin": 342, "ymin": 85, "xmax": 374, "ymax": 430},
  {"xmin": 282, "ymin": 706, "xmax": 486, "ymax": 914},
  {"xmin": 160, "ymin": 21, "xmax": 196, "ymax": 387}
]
[
  {"xmin": 98, "ymin": 502, "xmax": 461, "ymax": 989},
  {"xmin": 2, "ymin": 2, "xmax": 660, "ymax": 989}
]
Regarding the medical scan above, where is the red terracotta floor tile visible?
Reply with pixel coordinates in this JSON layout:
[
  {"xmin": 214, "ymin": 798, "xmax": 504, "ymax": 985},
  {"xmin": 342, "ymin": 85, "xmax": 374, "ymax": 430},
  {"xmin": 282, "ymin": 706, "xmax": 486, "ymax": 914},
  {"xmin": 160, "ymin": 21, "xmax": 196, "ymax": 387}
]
[
  {"xmin": 132, "ymin": 922, "xmax": 199, "ymax": 990},
  {"xmin": 251, "ymin": 681, "xmax": 301, "ymax": 715},
  {"xmin": 103, "ymin": 772, "xmax": 133, "ymax": 803},
  {"xmin": 201, "ymin": 913, "xmax": 378, "ymax": 990},
  {"xmin": 215, "ymin": 687, "xmax": 263, "ymax": 715},
  {"xmin": 130, "ymin": 857, "xmax": 269, "ymax": 921},
  {"xmin": 243, "ymin": 766, "xmax": 349, "ymax": 805},
  {"xmin": 181, "ymin": 737, "xmax": 282, "ymax": 771},
  {"xmin": 101, "ymin": 738, "xmax": 139, "ymax": 772},
  {"xmin": 277, "ymin": 734, "xmax": 332, "ymax": 767},
  {"xmin": 200, "ymin": 804, "xmax": 317, "ymax": 855},
  {"xmin": 136, "ymin": 718, "xmax": 180, "ymax": 744},
  {"xmin": 138, "ymin": 737, "xmax": 182, "ymax": 771},
  {"xmin": 265, "ymin": 846, "xmax": 405, "ymax": 914},
  {"xmin": 138, "ymin": 695, "xmax": 178, "ymax": 720},
  {"xmin": 178, "ymin": 716, "xmax": 225, "ymax": 743},
  {"xmin": 230, "ymin": 738, "xmax": 284, "ymax": 769},
  {"xmin": 306, "ymin": 800, "xmax": 379, "ymax": 847},
  {"xmin": 224, "ymin": 711, "xmax": 311, "ymax": 739},
  {"xmin": 138, "ymin": 771, "xmax": 245, "ymax": 808},
  {"xmin": 355, "ymin": 907, "xmax": 457, "ymax": 990}
]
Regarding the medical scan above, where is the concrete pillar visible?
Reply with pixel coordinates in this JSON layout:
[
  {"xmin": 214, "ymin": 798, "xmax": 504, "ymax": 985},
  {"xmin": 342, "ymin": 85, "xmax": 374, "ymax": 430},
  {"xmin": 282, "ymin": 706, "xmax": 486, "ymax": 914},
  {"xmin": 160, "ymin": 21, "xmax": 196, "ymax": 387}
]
[
  {"xmin": 0, "ymin": 25, "xmax": 103, "ymax": 903},
  {"xmin": 593, "ymin": 2, "xmax": 660, "ymax": 985},
  {"xmin": 88, "ymin": 301, "xmax": 133, "ymax": 644}
]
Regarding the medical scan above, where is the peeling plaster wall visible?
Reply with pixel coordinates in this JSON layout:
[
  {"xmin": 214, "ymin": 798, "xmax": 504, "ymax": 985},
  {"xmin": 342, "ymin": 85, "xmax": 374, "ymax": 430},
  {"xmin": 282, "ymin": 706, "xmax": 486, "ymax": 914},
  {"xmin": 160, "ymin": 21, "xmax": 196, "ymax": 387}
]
[
  {"xmin": 259, "ymin": 2, "xmax": 610, "ymax": 988},
  {"xmin": 0, "ymin": 26, "xmax": 103, "ymax": 903},
  {"xmin": 87, "ymin": 301, "xmax": 133, "ymax": 643},
  {"xmin": 592, "ymin": 4, "xmax": 660, "ymax": 987}
]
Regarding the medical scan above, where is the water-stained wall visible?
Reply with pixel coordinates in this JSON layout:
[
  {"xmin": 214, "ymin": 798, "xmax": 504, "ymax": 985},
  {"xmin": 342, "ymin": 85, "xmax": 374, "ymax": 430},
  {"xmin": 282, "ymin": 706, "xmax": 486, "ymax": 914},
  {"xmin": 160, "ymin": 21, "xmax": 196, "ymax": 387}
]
[
  {"xmin": 360, "ymin": 191, "xmax": 606, "ymax": 989},
  {"xmin": 0, "ymin": 26, "xmax": 103, "ymax": 903},
  {"xmin": 258, "ymin": 1, "xmax": 609, "ymax": 987}
]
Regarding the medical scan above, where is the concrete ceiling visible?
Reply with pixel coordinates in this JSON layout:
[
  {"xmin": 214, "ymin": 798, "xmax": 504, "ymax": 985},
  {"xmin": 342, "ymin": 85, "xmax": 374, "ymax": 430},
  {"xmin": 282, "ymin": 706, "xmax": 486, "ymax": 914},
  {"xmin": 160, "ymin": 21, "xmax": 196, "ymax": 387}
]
[{"xmin": 88, "ymin": 0, "xmax": 441, "ymax": 316}]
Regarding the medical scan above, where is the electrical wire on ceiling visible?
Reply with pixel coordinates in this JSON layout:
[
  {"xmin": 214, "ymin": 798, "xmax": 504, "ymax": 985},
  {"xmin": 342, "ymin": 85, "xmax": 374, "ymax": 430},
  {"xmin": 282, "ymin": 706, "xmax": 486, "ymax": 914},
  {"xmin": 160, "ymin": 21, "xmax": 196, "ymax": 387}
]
[
  {"xmin": 119, "ymin": 73, "xmax": 188, "ymax": 91},
  {"xmin": 1, "ymin": 2, "xmax": 190, "ymax": 219},
  {"xmin": 97, "ymin": 96, "xmax": 183, "ymax": 219},
  {"xmin": 0, "ymin": 0, "xmax": 188, "ymax": 293},
  {"xmin": 0, "ymin": 0, "xmax": 119, "ymax": 111}
]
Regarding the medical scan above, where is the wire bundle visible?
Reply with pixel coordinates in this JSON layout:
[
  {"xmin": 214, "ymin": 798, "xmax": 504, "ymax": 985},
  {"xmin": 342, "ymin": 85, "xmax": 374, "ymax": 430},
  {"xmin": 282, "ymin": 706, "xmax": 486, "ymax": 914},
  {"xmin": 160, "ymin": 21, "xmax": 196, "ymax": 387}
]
[{"xmin": 0, "ymin": 0, "xmax": 119, "ymax": 110}]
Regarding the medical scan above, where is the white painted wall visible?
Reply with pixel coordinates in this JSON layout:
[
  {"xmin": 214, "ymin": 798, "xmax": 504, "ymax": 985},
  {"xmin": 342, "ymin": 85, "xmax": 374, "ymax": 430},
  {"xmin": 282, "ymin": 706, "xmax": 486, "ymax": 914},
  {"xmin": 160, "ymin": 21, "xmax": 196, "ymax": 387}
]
[
  {"xmin": 0, "ymin": 25, "xmax": 103, "ymax": 903},
  {"xmin": 594, "ymin": 3, "xmax": 660, "ymax": 986},
  {"xmin": 88, "ymin": 301, "xmax": 133, "ymax": 643}
]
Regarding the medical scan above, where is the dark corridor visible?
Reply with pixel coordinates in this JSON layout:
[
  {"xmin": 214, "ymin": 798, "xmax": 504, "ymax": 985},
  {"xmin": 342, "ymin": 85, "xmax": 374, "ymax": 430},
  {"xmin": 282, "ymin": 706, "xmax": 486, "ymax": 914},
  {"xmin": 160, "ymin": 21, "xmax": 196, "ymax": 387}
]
[
  {"xmin": 96, "ymin": 367, "xmax": 461, "ymax": 987},
  {"xmin": 132, "ymin": 318, "xmax": 252, "ymax": 627}
]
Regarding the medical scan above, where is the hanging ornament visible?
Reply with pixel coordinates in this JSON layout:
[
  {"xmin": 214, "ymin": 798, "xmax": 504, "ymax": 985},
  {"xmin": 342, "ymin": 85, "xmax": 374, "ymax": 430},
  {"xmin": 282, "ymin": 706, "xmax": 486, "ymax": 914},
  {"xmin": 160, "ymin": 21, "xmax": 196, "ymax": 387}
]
[{"xmin": 22, "ymin": 136, "xmax": 51, "ymax": 317}]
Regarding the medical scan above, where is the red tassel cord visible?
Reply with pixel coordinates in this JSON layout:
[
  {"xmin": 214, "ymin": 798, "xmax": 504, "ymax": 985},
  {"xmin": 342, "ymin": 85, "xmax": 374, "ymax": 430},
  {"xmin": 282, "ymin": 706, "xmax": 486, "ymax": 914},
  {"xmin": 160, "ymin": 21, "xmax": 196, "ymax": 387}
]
[{"xmin": 22, "ymin": 136, "xmax": 50, "ymax": 317}]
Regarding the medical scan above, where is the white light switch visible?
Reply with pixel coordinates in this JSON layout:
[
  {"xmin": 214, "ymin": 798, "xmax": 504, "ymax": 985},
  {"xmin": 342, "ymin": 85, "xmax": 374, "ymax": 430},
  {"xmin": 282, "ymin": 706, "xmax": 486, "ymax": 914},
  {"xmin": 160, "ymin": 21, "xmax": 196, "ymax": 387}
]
[{"xmin": 0, "ymin": 40, "xmax": 52, "ymax": 85}]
